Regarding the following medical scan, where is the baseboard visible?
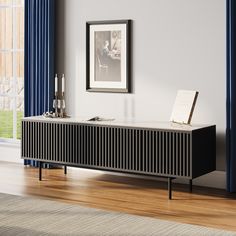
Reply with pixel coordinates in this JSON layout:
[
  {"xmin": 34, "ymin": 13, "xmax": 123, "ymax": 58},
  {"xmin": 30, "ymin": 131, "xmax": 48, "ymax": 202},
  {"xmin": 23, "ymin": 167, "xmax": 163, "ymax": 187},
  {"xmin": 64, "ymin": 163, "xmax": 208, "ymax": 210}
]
[
  {"xmin": 0, "ymin": 145, "xmax": 22, "ymax": 164},
  {"xmin": 174, "ymin": 171, "xmax": 226, "ymax": 190},
  {"xmin": 96, "ymin": 170, "xmax": 226, "ymax": 190}
]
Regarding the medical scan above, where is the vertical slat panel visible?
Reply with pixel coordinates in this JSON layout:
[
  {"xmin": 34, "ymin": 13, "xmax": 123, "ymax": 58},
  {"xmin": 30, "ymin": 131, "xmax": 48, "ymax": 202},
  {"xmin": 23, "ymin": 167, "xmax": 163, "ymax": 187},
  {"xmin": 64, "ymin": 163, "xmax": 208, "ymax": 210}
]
[
  {"xmin": 161, "ymin": 131, "xmax": 164, "ymax": 174},
  {"xmin": 109, "ymin": 128, "xmax": 112, "ymax": 168},
  {"xmin": 187, "ymin": 133, "xmax": 190, "ymax": 177},
  {"xmin": 28, "ymin": 122, "xmax": 31, "ymax": 158},
  {"xmin": 49, "ymin": 123, "xmax": 53, "ymax": 161},
  {"xmin": 114, "ymin": 128, "xmax": 117, "ymax": 168},
  {"xmin": 63, "ymin": 124, "xmax": 66, "ymax": 163},
  {"xmin": 21, "ymin": 122, "xmax": 24, "ymax": 157},
  {"xmin": 23, "ymin": 122, "xmax": 25, "ymax": 157},
  {"xmin": 44, "ymin": 123, "xmax": 47, "ymax": 160},
  {"xmin": 84, "ymin": 126, "xmax": 86, "ymax": 165},
  {"xmin": 147, "ymin": 130, "xmax": 149, "ymax": 172},
  {"xmin": 38, "ymin": 122, "xmax": 41, "ymax": 160},
  {"xmin": 105, "ymin": 127, "xmax": 107, "ymax": 167},
  {"xmin": 132, "ymin": 129, "xmax": 135, "ymax": 171},
  {"xmin": 27, "ymin": 121, "xmax": 29, "ymax": 158},
  {"xmin": 162, "ymin": 132, "xmax": 165, "ymax": 174},
  {"xmin": 98, "ymin": 126, "xmax": 101, "ymax": 167},
  {"xmin": 183, "ymin": 133, "xmax": 186, "ymax": 177},
  {"xmin": 82, "ymin": 125, "xmax": 85, "ymax": 165},
  {"xmin": 57, "ymin": 123, "xmax": 60, "ymax": 162},
  {"xmin": 125, "ymin": 129, "xmax": 127, "ymax": 170},
  {"xmin": 106, "ymin": 126, "xmax": 108, "ymax": 168},
  {"xmin": 69, "ymin": 124, "xmax": 71, "ymax": 163},
  {"xmin": 137, "ymin": 130, "xmax": 139, "ymax": 171},
  {"xmin": 40, "ymin": 122, "xmax": 42, "ymax": 159},
  {"xmin": 33, "ymin": 122, "xmax": 35, "ymax": 159},
  {"xmin": 168, "ymin": 132, "xmax": 171, "ymax": 175},
  {"xmin": 150, "ymin": 131, "xmax": 152, "ymax": 173},
  {"xmin": 47, "ymin": 123, "xmax": 49, "ymax": 161},
  {"xmin": 58, "ymin": 123, "xmax": 61, "ymax": 162},
  {"xmin": 49, "ymin": 123, "xmax": 51, "ymax": 161},
  {"xmin": 116, "ymin": 128, "xmax": 119, "ymax": 169},
  {"xmin": 48, "ymin": 123, "xmax": 50, "ymax": 161},
  {"xmin": 93, "ymin": 126, "xmax": 97, "ymax": 165},
  {"xmin": 71, "ymin": 124, "xmax": 74, "ymax": 164},
  {"xmin": 129, "ymin": 129, "xmax": 132, "ymax": 170},
  {"xmin": 91, "ymin": 126, "xmax": 94, "ymax": 166},
  {"xmin": 108, "ymin": 127, "xmax": 110, "ymax": 167},
  {"xmin": 87, "ymin": 126, "xmax": 89, "ymax": 165},
  {"xmin": 123, "ymin": 129, "xmax": 125, "ymax": 170},
  {"xmin": 27, "ymin": 122, "xmax": 30, "ymax": 157},
  {"xmin": 146, "ymin": 130, "xmax": 148, "ymax": 172},
  {"xmin": 57, "ymin": 123, "xmax": 59, "ymax": 162},
  {"xmin": 101, "ymin": 127, "xmax": 104, "ymax": 167},
  {"xmin": 172, "ymin": 132, "xmax": 175, "ymax": 175},
  {"xmin": 80, "ymin": 125, "xmax": 83, "ymax": 164},
  {"xmin": 62, "ymin": 124, "xmax": 64, "ymax": 163},
  {"xmin": 89, "ymin": 126, "xmax": 91, "ymax": 165},
  {"xmin": 37, "ymin": 122, "xmax": 40, "ymax": 159},
  {"xmin": 66, "ymin": 124, "xmax": 71, "ymax": 164},
  {"xmin": 137, "ymin": 130, "xmax": 140, "ymax": 171},
  {"xmin": 142, "ymin": 130, "xmax": 145, "ymax": 172},
  {"xmin": 23, "ymin": 121, "xmax": 27, "ymax": 157},
  {"xmin": 166, "ymin": 132, "xmax": 168, "ymax": 175},
  {"xmin": 181, "ymin": 133, "xmax": 183, "ymax": 176},
  {"xmin": 177, "ymin": 132, "xmax": 179, "ymax": 176},
  {"xmin": 75, "ymin": 125, "xmax": 78, "ymax": 164},
  {"xmin": 126, "ymin": 129, "xmax": 129, "ymax": 170},
  {"xmin": 159, "ymin": 131, "xmax": 161, "ymax": 173},
  {"xmin": 67, "ymin": 124, "xmax": 69, "ymax": 163},
  {"xmin": 26, "ymin": 121, "xmax": 28, "ymax": 158},
  {"xmin": 79, "ymin": 125, "xmax": 81, "ymax": 164},
  {"xmin": 156, "ymin": 131, "xmax": 158, "ymax": 174},
  {"xmin": 32, "ymin": 122, "xmax": 35, "ymax": 159},
  {"xmin": 119, "ymin": 128, "xmax": 121, "ymax": 169}
]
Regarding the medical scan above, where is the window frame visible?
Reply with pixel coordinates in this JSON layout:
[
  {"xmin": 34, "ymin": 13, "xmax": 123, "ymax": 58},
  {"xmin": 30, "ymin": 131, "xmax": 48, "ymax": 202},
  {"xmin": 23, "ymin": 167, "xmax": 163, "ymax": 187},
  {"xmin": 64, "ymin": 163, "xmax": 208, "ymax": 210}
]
[{"xmin": 0, "ymin": 1, "xmax": 24, "ymax": 143}]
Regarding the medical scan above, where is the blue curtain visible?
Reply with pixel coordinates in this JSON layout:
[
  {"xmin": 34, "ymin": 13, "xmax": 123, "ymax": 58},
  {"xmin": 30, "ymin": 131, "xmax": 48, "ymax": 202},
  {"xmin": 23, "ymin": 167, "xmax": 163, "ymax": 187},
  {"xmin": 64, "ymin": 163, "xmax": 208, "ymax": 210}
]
[
  {"xmin": 227, "ymin": 0, "xmax": 236, "ymax": 192},
  {"xmin": 24, "ymin": 0, "xmax": 55, "ymax": 167}
]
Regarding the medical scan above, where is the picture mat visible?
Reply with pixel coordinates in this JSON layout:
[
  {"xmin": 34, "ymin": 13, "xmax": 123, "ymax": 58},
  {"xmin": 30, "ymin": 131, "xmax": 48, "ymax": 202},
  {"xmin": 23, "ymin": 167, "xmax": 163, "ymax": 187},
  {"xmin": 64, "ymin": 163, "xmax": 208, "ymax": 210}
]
[{"xmin": 89, "ymin": 24, "xmax": 127, "ymax": 89}]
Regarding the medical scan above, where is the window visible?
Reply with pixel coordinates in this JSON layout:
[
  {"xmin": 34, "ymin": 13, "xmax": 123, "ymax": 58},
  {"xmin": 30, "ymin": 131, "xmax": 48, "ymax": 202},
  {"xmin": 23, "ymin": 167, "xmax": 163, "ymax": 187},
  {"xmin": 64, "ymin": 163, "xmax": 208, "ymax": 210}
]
[{"xmin": 0, "ymin": 0, "xmax": 24, "ymax": 141}]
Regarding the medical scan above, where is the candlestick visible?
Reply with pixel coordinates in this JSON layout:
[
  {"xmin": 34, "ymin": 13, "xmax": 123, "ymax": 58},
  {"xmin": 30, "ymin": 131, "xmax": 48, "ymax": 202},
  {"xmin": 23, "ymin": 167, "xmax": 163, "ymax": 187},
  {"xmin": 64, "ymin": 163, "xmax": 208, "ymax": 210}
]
[
  {"xmin": 55, "ymin": 74, "xmax": 58, "ymax": 93},
  {"xmin": 62, "ymin": 74, "xmax": 65, "ymax": 93}
]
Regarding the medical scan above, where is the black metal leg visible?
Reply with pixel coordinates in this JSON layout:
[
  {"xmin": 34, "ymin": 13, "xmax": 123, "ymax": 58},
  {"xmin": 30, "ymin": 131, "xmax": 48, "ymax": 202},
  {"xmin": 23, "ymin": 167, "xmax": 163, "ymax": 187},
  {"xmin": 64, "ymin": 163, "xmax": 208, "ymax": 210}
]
[
  {"xmin": 64, "ymin": 165, "xmax": 67, "ymax": 175},
  {"xmin": 189, "ymin": 179, "xmax": 193, "ymax": 192},
  {"xmin": 39, "ymin": 161, "xmax": 42, "ymax": 181},
  {"xmin": 168, "ymin": 177, "xmax": 172, "ymax": 200}
]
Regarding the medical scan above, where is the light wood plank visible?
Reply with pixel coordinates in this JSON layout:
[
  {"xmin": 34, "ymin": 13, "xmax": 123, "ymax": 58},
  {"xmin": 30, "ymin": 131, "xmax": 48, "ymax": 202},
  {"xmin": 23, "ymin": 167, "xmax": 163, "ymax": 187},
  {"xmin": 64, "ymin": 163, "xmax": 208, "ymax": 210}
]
[{"xmin": 0, "ymin": 161, "xmax": 236, "ymax": 232}]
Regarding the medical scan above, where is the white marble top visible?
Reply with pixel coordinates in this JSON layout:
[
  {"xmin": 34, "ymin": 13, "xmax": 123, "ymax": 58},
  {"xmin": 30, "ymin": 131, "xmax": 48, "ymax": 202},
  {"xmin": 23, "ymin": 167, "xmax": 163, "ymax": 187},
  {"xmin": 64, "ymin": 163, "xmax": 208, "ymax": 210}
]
[{"xmin": 22, "ymin": 116, "xmax": 214, "ymax": 132}]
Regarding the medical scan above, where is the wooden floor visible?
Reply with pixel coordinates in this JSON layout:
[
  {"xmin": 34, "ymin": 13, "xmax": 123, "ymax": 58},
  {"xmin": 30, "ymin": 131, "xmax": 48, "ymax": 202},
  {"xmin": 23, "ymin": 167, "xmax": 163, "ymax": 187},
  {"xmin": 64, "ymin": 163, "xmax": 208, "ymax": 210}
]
[{"xmin": 0, "ymin": 161, "xmax": 236, "ymax": 232}]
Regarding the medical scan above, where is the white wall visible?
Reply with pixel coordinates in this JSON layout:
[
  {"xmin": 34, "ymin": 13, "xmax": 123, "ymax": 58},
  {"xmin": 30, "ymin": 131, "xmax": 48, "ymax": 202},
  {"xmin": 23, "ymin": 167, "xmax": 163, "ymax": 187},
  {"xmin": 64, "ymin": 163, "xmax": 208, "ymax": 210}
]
[{"xmin": 54, "ymin": 0, "xmax": 226, "ymax": 188}]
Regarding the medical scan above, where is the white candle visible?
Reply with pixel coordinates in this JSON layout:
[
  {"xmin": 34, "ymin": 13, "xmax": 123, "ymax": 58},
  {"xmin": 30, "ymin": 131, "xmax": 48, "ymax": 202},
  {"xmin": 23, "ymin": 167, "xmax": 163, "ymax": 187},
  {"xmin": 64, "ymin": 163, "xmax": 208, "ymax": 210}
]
[
  {"xmin": 62, "ymin": 74, "xmax": 65, "ymax": 93},
  {"xmin": 55, "ymin": 74, "xmax": 58, "ymax": 93}
]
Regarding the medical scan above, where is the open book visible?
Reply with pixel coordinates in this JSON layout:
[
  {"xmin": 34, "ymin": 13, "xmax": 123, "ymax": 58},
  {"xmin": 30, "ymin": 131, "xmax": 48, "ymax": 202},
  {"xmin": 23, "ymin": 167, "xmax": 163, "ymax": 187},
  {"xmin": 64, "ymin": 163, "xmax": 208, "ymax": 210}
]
[{"xmin": 170, "ymin": 90, "xmax": 199, "ymax": 124}]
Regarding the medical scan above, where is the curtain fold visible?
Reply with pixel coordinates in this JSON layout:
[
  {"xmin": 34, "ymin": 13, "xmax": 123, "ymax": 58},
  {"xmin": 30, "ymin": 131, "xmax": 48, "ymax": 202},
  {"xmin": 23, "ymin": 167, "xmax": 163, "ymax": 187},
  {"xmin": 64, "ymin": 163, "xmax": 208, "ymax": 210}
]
[
  {"xmin": 24, "ymin": 0, "xmax": 55, "ymax": 167},
  {"xmin": 227, "ymin": 0, "xmax": 236, "ymax": 192}
]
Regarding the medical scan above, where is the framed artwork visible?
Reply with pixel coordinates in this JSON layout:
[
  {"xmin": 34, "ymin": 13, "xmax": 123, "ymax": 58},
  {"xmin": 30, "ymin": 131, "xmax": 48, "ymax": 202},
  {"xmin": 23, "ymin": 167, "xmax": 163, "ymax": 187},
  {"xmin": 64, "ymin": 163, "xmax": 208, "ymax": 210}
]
[{"xmin": 86, "ymin": 20, "xmax": 131, "ymax": 93}]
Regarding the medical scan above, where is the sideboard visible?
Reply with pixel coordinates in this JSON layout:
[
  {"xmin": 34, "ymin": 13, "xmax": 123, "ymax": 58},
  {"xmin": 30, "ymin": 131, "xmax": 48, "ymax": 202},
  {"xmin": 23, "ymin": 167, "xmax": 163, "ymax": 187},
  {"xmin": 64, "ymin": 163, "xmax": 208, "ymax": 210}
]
[{"xmin": 21, "ymin": 116, "xmax": 216, "ymax": 199}]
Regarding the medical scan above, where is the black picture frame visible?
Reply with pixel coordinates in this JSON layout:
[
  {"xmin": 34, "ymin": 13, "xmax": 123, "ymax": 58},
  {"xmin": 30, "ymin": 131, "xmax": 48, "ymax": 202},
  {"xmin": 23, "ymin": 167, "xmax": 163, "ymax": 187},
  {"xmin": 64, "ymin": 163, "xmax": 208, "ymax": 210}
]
[{"xmin": 86, "ymin": 20, "xmax": 131, "ymax": 93}]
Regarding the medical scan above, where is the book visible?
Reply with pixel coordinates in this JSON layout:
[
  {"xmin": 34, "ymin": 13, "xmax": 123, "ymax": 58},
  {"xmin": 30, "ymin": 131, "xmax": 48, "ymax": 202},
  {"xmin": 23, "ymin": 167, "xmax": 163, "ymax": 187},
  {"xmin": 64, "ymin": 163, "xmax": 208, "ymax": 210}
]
[
  {"xmin": 87, "ymin": 116, "xmax": 115, "ymax": 122},
  {"xmin": 170, "ymin": 90, "xmax": 199, "ymax": 124}
]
